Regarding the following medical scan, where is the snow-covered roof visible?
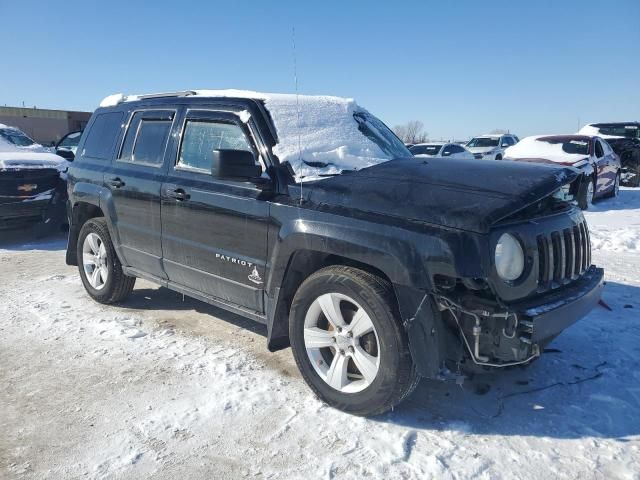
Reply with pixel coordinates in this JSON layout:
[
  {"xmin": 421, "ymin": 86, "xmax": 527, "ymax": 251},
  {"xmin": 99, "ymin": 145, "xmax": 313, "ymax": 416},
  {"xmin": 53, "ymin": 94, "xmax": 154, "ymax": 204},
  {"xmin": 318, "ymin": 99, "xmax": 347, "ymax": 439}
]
[
  {"xmin": 100, "ymin": 89, "xmax": 394, "ymax": 181},
  {"xmin": 413, "ymin": 141, "xmax": 447, "ymax": 146},
  {"xmin": 577, "ymin": 124, "xmax": 619, "ymax": 140},
  {"xmin": 504, "ymin": 135, "xmax": 590, "ymax": 164}
]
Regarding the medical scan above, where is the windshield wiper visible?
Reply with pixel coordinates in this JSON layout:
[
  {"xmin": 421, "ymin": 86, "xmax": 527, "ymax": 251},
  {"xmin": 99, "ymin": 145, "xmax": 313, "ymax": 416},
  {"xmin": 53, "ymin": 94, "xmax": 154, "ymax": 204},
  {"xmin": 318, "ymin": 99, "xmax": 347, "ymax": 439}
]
[
  {"xmin": 303, "ymin": 160, "xmax": 332, "ymax": 168},
  {"xmin": 317, "ymin": 170, "xmax": 357, "ymax": 177}
]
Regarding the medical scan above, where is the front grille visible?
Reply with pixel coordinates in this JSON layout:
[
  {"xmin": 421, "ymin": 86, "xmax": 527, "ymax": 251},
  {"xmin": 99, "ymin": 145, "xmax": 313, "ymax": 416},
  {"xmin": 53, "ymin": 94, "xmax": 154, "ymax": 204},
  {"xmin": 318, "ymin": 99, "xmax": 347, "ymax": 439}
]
[
  {"xmin": 536, "ymin": 219, "xmax": 590, "ymax": 291},
  {"xmin": 0, "ymin": 168, "xmax": 60, "ymax": 197},
  {"xmin": 473, "ymin": 153, "xmax": 483, "ymax": 159}
]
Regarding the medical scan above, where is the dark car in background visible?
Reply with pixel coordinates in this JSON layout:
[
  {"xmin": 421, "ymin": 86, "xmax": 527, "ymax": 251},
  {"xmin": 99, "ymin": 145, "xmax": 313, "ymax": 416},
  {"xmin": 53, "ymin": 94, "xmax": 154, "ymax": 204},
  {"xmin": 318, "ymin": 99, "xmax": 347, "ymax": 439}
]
[
  {"xmin": 504, "ymin": 135, "xmax": 621, "ymax": 209},
  {"xmin": 0, "ymin": 135, "xmax": 69, "ymax": 231},
  {"xmin": 579, "ymin": 122, "xmax": 640, "ymax": 186}
]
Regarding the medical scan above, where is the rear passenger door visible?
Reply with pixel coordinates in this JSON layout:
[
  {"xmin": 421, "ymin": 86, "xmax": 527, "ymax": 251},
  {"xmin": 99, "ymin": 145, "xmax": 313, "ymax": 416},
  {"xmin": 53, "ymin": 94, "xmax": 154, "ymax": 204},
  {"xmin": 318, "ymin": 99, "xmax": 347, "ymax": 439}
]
[
  {"xmin": 105, "ymin": 109, "xmax": 176, "ymax": 279},
  {"xmin": 160, "ymin": 109, "xmax": 270, "ymax": 313}
]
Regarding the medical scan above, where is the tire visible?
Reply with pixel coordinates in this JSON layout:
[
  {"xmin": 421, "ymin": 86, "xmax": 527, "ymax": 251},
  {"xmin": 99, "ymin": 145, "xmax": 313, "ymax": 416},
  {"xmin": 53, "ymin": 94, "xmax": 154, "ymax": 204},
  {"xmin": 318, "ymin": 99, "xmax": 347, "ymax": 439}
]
[
  {"xmin": 289, "ymin": 266, "xmax": 420, "ymax": 416},
  {"xmin": 606, "ymin": 171, "xmax": 621, "ymax": 198},
  {"xmin": 495, "ymin": 154, "xmax": 502, "ymax": 161},
  {"xmin": 626, "ymin": 163, "xmax": 640, "ymax": 187},
  {"xmin": 577, "ymin": 176, "xmax": 595, "ymax": 210},
  {"xmin": 77, "ymin": 218, "xmax": 136, "ymax": 304}
]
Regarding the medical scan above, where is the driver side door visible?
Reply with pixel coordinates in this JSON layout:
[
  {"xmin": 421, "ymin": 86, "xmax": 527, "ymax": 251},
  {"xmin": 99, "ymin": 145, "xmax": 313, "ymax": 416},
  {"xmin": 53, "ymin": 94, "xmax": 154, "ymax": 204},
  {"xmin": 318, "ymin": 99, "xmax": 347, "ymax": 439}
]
[{"xmin": 160, "ymin": 109, "xmax": 270, "ymax": 313}]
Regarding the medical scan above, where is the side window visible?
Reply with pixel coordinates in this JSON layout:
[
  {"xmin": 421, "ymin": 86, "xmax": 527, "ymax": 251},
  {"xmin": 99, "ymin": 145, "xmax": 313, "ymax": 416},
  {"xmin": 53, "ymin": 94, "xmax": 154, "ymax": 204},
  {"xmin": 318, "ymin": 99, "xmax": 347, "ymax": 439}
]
[
  {"xmin": 451, "ymin": 145, "xmax": 465, "ymax": 154},
  {"xmin": 178, "ymin": 120, "xmax": 252, "ymax": 171},
  {"xmin": 441, "ymin": 144, "xmax": 454, "ymax": 156},
  {"xmin": 594, "ymin": 140, "xmax": 604, "ymax": 158},
  {"xmin": 501, "ymin": 136, "xmax": 514, "ymax": 147},
  {"xmin": 82, "ymin": 112, "xmax": 124, "ymax": 160},
  {"xmin": 119, "ymin": 110, "xmax": 174, "ymax": 165}
]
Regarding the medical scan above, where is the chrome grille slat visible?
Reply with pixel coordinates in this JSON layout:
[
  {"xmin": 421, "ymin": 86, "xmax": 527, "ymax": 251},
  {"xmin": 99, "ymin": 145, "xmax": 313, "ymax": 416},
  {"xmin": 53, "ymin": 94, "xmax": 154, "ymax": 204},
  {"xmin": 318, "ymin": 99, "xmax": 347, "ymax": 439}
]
[
  {"xmin": 573, "ymin": 225, "xmax": 582, "ymax": 276},
  {"xmin": 584, "ymin": 221, "xmax": 591, "ymax": 267},
  {"xmin": 565, "ymin": 228, "xmax": 575, "ymax": 279},
  {"xmin": 579, "ymin": 222, "xmax": 588, "ymax": 272},
  {"xmin": 545, "ymin": 235, "xmax": 554, "ymax": 285}
]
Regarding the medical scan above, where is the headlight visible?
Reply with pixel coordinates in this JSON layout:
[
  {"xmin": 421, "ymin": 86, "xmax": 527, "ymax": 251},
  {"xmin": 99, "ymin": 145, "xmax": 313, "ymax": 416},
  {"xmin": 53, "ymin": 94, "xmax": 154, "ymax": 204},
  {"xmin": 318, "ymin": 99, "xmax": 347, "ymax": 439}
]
[{"xmin": 495, "ymin": 233, "xmax": 524, "ymax": 281}]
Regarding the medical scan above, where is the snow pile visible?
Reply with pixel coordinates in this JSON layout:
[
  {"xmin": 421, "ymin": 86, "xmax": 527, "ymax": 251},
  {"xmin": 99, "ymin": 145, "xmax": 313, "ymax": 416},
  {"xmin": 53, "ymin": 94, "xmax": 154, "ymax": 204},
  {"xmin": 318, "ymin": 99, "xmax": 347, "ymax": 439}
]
[
  {"xmin": 103, "ymin": 89, "xmax": 391, "ymax": 181},
  {"xmin": 99, "ymin": 93, "xmax": 126, "ymax": 107},
  {"xmin": 504, "ymin": 136, "xmax": 589, "ymax": 164},
  {"xmin": 584, "ymin": 187, "xmax": 640, "ymax": 252}
]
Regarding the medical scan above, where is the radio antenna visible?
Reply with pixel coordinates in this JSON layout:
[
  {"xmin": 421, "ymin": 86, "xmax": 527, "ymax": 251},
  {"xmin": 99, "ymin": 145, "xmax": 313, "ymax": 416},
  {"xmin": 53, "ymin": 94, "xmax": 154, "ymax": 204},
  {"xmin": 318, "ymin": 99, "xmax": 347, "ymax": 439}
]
[{"xmin": 292, "ymin": 26, "xmax": 304, "ymax": 204}]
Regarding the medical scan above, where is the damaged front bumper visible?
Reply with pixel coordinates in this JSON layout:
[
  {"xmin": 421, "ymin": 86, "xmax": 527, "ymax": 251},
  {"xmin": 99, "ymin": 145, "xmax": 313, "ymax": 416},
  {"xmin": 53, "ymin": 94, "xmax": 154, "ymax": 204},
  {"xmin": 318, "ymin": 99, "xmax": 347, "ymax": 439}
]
[{"xmin": 437, "ymin": 266, "xmax": 604, "ymax": 370}]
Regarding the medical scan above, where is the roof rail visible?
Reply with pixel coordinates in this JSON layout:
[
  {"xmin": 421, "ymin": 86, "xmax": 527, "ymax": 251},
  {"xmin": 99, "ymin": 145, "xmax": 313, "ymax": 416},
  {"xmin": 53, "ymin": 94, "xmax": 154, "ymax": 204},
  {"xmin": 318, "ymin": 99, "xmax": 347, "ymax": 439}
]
[{"xmin": 137, "ymin": 90, "xmax": 197, "ymax": 100}]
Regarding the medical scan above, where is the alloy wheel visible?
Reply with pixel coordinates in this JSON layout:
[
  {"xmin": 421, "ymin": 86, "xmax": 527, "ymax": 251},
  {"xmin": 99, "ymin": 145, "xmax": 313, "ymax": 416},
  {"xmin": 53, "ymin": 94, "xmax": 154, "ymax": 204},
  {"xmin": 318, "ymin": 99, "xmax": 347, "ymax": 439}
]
[
  {"xmin": 586, "ymin": 180, "xmax": 595, "ymax": 207},
  {"xmin": 303, "ymin": 292, "xmax": 380, "ymax": 393},
  {"xmin": 82, "ymin": 232, "xmax": 108, "ymax": 290}
]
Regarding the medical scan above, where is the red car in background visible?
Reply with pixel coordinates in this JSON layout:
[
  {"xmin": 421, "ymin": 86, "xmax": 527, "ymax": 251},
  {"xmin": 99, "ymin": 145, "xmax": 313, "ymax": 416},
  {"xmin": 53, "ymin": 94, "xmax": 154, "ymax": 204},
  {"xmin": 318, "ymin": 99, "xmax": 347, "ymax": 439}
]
[{"xmin": 504, "ymin": 134, "xmax": 621, "ymax": 209}]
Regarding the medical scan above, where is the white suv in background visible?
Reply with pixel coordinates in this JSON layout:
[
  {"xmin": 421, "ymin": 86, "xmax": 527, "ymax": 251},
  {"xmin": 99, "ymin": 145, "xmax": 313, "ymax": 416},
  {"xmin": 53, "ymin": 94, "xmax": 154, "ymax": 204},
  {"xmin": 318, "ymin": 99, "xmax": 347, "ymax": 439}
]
[
  {"xmin": 408, "ymin": 142, "xmax": 474, "ymax": 160},
  {"xmin": 466, "ymin": 134, "xmax": 519, "ymax": 160}
]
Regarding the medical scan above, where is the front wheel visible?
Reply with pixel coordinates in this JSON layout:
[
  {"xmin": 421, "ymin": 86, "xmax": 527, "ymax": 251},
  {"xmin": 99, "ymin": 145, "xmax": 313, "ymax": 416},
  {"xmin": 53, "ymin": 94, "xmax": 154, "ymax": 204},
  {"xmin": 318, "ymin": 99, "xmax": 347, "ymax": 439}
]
[
  {"xmin": 289, "ymin": 266, "xmax": 419, "ymax": 416},
  {"xmin": 577, "ymin": 177, "xmax": 595, "ymax": 210},
  {"xmin": 77, "ymin": 218, "xmax": 136, "ymax": 304}
]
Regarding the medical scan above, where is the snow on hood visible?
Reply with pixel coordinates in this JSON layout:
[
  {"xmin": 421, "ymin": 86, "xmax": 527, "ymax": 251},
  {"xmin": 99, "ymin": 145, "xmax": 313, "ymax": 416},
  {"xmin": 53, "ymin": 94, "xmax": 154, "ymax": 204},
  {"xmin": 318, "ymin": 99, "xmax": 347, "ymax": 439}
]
[
  {"xmin": 0, "ymin": 140, "xmax": 69, "ymax": 173},
  {"xmin": 105, "ymin": 89, "xmax": 391, "ymax": 182},
  {"xmin": 504, "ymin": 136, "xmax": 588, "ymax": 164}
]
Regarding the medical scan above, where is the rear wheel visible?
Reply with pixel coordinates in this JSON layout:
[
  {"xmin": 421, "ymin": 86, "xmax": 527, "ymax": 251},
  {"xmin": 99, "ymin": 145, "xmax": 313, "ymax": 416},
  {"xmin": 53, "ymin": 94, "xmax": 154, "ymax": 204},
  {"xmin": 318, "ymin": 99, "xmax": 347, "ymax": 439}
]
[
  {"xmin": 606, "ymin": 171, "xmax": 621, "ymax": 198},
  {"xmin": 77, "ymin": 218, "xmax": 135, "ymax": 304},
  {"xmin": 289, "ymin": 266, "xmax": 419, "ymax": 416},
  {"xmin": 626, "ymin": 161, "xmax": 640, "ymax": 187}
]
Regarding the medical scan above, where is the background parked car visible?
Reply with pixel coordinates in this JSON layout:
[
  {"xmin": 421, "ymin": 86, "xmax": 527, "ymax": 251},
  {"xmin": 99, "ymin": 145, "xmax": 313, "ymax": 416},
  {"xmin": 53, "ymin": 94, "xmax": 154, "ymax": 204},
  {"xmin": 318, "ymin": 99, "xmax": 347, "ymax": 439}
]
[
  {"xmin": 578, "ymin": 122, "xmax": 640, "ymax": 187},
  {"xmin": 466, "ymin": 134, "xmax": 519, "ymax": 160},
  {"xmin": 0, "ymin": 135, "xmax": 69, "ymax": 231},
  {"xmin": 0, "ymin": 124, "xmax": 52, "ymax": 153},
  {"xmin": 409, "ymin": 142, "xmax": 474, "ymax": 160},
  {"xmin": 55, "ymin": 130, "xmax": 82, "ymax": 160},
  {"xmin": 504, "ymin": 134, "xmax": 621, "ymax": 209}
]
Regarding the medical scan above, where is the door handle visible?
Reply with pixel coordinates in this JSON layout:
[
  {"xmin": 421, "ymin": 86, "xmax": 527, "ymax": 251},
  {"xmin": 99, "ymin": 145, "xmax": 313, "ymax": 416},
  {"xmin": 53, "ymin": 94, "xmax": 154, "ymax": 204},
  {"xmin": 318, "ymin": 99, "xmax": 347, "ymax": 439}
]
[
  {"xmin": 108, "ymin": 177, "xmax": 125, "ymax": 188},
  {"xmin": 166, "ymin": 188, "xmax": 190, "ymax": 201}
]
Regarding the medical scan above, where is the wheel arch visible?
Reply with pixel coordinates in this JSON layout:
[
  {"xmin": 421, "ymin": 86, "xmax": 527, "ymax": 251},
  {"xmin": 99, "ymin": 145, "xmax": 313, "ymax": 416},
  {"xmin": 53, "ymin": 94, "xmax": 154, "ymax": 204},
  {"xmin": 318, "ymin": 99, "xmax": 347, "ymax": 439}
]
[
  {"xmin": 265, "ymin": 248, "xmax": 402, "ymax": 353},
  {"xmin": 66, "ymin": 201, "xmax": 105, "ymax": 266}
]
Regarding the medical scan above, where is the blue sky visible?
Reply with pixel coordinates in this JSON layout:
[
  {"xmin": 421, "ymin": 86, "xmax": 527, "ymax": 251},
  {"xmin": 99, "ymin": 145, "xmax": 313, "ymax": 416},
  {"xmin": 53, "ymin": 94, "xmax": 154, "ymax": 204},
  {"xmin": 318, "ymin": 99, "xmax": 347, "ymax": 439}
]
[{"xmin": 1, "ymin": 0, "xmax": 638, "ymax": 139}]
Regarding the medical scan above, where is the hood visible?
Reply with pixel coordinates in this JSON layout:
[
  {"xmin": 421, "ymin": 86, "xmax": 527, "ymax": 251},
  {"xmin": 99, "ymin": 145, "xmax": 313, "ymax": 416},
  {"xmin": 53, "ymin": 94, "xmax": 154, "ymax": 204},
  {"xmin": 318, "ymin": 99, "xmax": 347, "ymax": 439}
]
[
  {"xmin": 305, "ymin": 157, "xmax": 579, "ymax": 234},
  {"xmin": 0, "ymin": 150, "xmax": 69, "ymax": 173},
  {"xmin": 466, "ymin": 146, "xmax": 496, "ymax": 154}
]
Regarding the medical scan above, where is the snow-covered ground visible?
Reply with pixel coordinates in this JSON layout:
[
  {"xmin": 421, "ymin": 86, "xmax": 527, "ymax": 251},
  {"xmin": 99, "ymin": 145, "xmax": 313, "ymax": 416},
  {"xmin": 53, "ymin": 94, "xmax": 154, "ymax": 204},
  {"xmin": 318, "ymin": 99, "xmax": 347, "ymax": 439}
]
[{"xmin": 1, "ymin": 190, "xmax": 639, "ymax": 479}]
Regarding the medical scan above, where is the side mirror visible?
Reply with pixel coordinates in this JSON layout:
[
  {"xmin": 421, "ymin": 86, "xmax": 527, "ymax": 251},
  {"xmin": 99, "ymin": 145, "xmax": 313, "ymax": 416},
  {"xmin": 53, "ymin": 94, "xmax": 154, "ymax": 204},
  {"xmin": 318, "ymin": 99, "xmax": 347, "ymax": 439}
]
[
  {"xmin": 56, "ymin": 148, "xmax": 75, "ymax": 161},
  {"xmin": 211, "ymin": 149, "xmax": 262, "ymax": 180}
]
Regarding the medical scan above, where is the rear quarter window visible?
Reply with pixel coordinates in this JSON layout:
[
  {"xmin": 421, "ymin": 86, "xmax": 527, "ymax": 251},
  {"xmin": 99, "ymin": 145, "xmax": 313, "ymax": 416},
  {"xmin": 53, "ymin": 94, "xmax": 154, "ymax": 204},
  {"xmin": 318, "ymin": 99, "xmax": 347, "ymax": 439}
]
[{"xmin": 81, "ymin": 111, "xmax": 124, "ymax": 160}]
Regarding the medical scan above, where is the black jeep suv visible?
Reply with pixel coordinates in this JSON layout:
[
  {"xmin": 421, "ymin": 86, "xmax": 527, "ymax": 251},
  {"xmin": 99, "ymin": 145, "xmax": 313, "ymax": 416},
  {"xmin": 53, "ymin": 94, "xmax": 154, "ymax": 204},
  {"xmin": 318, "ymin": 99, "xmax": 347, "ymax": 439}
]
[{"xmin": 66, "ymin": 90, "xmax": 604, "ymax": 415}]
